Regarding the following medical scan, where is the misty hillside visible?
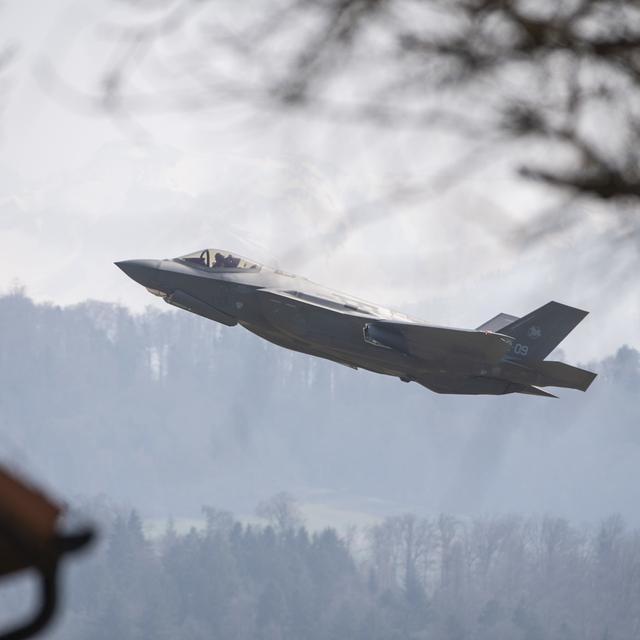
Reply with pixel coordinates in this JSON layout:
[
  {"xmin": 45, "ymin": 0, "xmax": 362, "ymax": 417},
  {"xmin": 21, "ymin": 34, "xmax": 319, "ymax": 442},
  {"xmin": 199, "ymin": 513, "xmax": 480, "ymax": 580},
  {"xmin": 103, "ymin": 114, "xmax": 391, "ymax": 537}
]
[
  {"xmin": 1, "ymin": 291, "xmax": 638, "ymax": 521},
  {"xmin": 23, "ymin": 504, "xmax": 640, "ymax": 640}
]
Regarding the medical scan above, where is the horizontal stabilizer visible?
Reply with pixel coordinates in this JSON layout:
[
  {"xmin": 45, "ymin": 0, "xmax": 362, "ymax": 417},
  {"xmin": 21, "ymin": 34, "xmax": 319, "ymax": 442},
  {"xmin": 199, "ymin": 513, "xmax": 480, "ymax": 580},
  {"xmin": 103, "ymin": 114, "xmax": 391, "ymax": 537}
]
[
  {"xmin": 513, "ymin": 384, "xmax": 558, "ymax": 398},
  {"xmin": 533, "ymin": 360, "xmax": 597, "ymax": 392},
  {"xmin": 476, "ymin": 313, "xmax": 519, "ymax": 333}
]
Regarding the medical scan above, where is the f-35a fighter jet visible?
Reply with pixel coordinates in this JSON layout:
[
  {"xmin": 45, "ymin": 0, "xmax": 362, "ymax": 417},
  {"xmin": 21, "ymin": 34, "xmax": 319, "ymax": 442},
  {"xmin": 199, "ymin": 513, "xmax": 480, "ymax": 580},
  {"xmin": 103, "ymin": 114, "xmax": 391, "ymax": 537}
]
[{"xmin": 116, "ymin": 249, "xmax": 596, "ymax": 398}]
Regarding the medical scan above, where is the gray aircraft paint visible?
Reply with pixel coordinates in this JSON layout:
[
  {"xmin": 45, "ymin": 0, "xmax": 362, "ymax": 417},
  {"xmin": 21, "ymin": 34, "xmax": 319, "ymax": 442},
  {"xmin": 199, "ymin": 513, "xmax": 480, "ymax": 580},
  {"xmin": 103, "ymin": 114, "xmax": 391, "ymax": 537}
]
[{"xmin": 116, "ymin": 249, "xmax": 596, "ymax": 397}]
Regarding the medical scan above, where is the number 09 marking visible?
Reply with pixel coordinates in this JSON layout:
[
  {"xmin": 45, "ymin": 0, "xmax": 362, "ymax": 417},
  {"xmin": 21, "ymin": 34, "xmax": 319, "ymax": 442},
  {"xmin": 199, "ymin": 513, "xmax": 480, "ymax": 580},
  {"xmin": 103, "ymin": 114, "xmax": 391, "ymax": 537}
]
[{"xmin": 514, "ymin": 343, "xmax": 529, "ymax": 356}]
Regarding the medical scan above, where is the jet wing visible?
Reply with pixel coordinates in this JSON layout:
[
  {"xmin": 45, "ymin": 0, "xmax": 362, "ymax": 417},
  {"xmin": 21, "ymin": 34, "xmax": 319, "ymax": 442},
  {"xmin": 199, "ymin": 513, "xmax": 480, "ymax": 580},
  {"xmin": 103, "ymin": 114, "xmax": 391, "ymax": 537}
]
[
  {"xmin": 416, "ymin": 374, "xmax": 558, "ymax": 397},
  {"xmin": 365, "ymin": 320, "xmax": 513, "ymax": 363},
  {"xmin": 256, "ymin": 288, "xmax": 371, "ymax": 317},
  {"xmin": 257, "ymin": 289, "xmax": 513, "ymax": 363},
  {"xmin": 255, "ymin": 288, "xmax": 372, "ymax": 345}
]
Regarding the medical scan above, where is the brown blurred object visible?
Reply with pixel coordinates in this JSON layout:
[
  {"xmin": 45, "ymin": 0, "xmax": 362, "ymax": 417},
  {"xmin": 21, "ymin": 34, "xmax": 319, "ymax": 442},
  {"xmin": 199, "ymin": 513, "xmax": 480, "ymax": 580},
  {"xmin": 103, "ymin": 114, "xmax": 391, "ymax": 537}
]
[{"xmin": 0, "ymin": 466, "xmax": 93, "ymax": 640}]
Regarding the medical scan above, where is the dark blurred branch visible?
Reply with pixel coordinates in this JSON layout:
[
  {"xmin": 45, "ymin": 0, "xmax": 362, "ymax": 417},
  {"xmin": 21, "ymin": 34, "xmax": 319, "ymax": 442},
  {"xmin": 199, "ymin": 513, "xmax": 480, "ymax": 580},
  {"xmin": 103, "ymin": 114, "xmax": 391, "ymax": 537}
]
[
  {"xmin": 58, "ymin": 0, "xmax": 640, "ymax": 244},
  {"xmin": 520, "ymin": 166, "xmax": 640, "ymax": 200}
]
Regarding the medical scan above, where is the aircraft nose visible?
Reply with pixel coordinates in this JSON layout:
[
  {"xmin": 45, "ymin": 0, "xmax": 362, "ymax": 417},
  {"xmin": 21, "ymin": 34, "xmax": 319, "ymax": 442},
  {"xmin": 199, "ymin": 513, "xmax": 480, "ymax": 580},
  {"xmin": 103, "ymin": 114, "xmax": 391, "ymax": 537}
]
[{"xmin": 114, "ymin": 259, "xmax": 161, "ymax": 288}]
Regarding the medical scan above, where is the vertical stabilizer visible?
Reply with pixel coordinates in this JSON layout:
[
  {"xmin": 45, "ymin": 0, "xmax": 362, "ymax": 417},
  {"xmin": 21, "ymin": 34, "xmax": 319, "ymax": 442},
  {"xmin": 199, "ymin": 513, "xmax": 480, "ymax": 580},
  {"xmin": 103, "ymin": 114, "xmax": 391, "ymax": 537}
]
[{"xmin": 501, "ymin": 301, "xmax": 588, "ymax": 362}]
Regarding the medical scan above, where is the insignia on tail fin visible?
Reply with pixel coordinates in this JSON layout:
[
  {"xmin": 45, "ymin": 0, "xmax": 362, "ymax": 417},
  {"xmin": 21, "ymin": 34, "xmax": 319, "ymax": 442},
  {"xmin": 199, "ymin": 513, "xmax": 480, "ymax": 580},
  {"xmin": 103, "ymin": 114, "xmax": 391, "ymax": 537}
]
[{"xmin": 500, "ymin": 301, "xmax": 588, "ymax": 362}]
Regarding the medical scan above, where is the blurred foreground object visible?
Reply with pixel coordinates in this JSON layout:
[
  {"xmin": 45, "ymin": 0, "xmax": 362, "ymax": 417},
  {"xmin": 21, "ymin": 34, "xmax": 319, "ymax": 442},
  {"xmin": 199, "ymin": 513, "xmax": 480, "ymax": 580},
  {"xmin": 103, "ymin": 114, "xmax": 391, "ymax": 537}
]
[
  {"xmin": 81, "ymin": 0, "xmax": 640, "ymax": 208},
  {"xmin": 0, "ymin": 466, "xmax": 93, "ymax": 640},
  {"xmin": 39, "ymin": 0, "xmax": 632, "ymax": 254}
]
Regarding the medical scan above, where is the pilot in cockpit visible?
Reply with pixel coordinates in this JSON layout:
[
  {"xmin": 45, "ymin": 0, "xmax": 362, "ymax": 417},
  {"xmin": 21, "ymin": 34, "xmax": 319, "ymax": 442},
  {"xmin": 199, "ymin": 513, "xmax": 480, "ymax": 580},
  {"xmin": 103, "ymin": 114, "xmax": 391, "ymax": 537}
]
[
  {"xmin": 213, "ymin": 252, "xmax": 226, "ymax": 268},
  {"xmin": 223, "ymin": 254, "xmax": 240, "ymax": 268}
]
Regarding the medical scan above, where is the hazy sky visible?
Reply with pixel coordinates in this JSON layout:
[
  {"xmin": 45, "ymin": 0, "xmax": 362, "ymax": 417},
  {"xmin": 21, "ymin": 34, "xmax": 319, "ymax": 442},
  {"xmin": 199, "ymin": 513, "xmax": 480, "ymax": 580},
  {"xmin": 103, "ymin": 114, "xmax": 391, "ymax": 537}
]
[{"xmin": 0, "ymin": 0, "xmax": 637, "ymax": 361}]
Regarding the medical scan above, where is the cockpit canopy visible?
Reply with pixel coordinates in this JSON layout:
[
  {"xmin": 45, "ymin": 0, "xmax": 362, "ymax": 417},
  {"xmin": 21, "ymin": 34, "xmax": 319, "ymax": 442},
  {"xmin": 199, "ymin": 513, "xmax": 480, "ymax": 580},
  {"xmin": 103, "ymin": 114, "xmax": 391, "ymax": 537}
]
[{"xmin": 176, "ymin": 249, "xmax": 260, "ymax": 271}]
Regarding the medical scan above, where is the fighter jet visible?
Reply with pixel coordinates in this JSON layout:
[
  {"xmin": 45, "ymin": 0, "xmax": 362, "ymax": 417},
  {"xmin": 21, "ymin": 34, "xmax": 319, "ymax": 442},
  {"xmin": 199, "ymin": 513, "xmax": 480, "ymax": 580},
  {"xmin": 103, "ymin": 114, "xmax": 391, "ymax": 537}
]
[{"xmin": 116, "ymin": 249, "xmax": 596, "ymax": 397}]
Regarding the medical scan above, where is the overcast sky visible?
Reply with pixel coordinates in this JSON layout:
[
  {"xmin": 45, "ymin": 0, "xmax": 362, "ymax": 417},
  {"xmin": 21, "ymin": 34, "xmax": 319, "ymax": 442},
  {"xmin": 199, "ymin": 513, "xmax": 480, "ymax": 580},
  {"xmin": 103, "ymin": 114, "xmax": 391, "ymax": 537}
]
[{"xmin": 0, "ymin": 0, "xmax": 637, "ymax": 362}]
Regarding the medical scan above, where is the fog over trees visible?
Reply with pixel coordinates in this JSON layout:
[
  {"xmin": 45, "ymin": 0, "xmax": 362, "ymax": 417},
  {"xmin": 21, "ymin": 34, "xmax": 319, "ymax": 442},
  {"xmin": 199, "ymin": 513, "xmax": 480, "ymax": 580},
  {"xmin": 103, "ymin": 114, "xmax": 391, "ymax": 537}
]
[
  {"xmin": 1, "ymin": 290, "xmax": 638, "ymax": 524},
  {"xmin": 22, "ymin": 504, "xmax": 640, "ymax": 640}
]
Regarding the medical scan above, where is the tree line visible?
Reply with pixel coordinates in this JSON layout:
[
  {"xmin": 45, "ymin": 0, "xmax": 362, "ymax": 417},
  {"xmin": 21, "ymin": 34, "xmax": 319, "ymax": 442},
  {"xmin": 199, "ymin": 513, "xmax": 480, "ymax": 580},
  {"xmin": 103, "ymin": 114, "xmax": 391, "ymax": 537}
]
[
  {"xmin": 0, "ymin": 290, "xmax": 638, "ymax": 521},
  {"xmin": 38, "ymin": 501, "xmax": 640, "ymax": 640}
]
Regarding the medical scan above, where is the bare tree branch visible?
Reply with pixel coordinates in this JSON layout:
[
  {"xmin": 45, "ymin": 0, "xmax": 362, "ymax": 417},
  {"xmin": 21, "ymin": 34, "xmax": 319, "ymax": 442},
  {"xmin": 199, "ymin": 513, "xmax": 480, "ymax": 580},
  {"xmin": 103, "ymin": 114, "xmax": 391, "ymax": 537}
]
[{"xmin": 50, "ymin": 0, "xmax": 640, "ymax": 248}]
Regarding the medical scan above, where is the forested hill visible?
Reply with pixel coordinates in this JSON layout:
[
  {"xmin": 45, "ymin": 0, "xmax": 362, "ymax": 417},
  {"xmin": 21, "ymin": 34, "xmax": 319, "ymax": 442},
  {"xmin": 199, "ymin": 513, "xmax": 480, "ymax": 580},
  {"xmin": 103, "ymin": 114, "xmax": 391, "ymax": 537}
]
[
  {"xmin": 32, "ymin": 505, "xmax": 640, "ymax": 640},
  {"xmin": 0, "ymin": 291, "xmax": 638, "ymax": 521}
]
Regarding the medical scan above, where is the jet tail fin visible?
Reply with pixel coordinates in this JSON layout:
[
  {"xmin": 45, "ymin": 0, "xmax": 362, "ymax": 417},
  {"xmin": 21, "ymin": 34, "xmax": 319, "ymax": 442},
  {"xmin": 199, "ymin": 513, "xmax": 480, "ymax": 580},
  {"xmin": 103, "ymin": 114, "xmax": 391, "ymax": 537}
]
[
  {"xmin": 476, "ymin": 312, "xmax": 519, "ymax": 333},
  {"xmin": 501, "ymin": 301, "xmax": 588, "ymax": 362}
]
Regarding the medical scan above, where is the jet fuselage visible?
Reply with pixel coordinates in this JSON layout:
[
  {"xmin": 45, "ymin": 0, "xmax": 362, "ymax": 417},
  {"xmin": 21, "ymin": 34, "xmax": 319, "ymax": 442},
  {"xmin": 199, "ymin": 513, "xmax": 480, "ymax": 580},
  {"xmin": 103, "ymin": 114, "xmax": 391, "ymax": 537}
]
[{"xmin": 116, "ymin": 250, "xmax": 596, "ymax": 397}]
